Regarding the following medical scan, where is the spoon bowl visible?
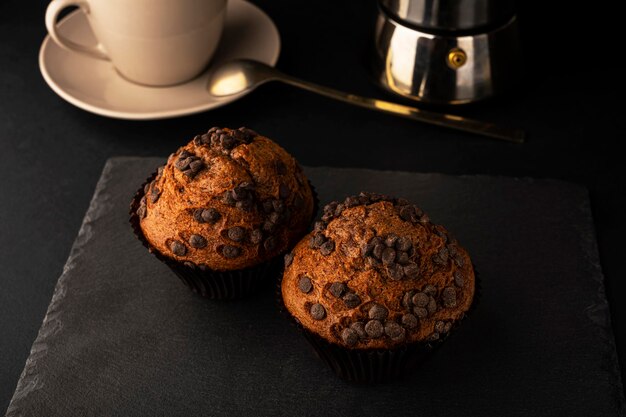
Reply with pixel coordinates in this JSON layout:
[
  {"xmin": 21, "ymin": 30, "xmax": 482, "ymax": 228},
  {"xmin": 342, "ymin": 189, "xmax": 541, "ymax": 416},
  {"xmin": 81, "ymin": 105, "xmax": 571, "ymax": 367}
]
[{"xmin": 207, "ymin": 59, "xmax": 276, "ymax": 97}]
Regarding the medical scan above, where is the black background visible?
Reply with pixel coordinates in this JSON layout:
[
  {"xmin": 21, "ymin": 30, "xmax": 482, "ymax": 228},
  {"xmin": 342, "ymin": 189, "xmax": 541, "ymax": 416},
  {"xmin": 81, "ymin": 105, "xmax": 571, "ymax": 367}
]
[{"xmin": 0, "ymin": 0, "xmax": 621, "ymax": 413}]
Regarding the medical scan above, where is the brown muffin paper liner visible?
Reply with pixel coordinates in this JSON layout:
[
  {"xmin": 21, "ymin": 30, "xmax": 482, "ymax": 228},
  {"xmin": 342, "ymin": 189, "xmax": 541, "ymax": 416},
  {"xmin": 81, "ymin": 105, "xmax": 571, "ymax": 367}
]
[
  {"xmin": 277, "ymin": 268, "xmax": 481, "ymax": 383},
  {"xmin": 129, "ymin": 172, "xmax": 319, "ymax": 300}
]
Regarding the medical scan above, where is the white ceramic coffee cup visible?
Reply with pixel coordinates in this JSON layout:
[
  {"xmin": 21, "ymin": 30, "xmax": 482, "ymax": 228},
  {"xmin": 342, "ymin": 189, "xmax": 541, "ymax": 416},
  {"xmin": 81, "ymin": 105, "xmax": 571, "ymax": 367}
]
[{"xmin": 45, "ymin": 0, "xmax": 227, "ymax": 86}]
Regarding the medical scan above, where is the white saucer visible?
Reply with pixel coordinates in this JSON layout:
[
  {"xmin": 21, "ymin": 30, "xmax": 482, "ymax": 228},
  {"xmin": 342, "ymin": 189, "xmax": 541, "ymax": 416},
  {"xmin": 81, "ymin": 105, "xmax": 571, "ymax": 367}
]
[{"xmin": 39, "ymin": 0, "xmax": 280, "ymax": 120}]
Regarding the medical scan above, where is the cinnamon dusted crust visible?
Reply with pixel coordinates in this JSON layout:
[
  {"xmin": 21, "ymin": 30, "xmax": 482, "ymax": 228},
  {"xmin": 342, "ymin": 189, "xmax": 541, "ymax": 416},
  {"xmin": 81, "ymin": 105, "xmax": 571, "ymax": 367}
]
[
  {"xmin": 136, "ymin": 127, "xmax": 315, "ymax": 271},
  {"xmin": 281, "ymin": 193, "xmax": 475, "ymax": 349}
]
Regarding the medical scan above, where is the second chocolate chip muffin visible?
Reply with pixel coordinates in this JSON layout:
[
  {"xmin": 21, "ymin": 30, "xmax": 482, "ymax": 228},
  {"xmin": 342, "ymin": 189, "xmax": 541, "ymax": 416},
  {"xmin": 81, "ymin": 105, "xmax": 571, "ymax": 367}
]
[
  {"xmin": 281, "ymin": 192, "xmax": 475, "ymax": 380},
  {"xmin": 132, "ymin": 127, "xmax": 315, "ymax": 297}
]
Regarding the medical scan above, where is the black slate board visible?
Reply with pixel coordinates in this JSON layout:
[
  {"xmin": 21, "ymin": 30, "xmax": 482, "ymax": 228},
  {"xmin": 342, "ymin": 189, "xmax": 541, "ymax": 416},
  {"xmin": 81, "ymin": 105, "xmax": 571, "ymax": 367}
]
[{"xmin": 6, "ymin": 157, "xmax": 625, "ymax": 417}]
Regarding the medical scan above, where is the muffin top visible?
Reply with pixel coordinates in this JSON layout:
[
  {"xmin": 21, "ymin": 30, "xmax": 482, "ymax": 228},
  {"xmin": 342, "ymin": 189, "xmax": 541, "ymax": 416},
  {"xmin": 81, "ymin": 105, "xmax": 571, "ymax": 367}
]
[
  {"xmin": 281, "ymin": 192, "xmax": 475, "ymax": 349},
  {"xmin": 137, "ymin": 127, "xmax": 315, "ymax": 271}
]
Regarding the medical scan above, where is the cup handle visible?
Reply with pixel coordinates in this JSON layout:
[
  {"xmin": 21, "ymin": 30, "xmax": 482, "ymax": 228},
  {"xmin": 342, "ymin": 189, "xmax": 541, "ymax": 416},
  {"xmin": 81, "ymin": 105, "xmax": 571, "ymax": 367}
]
[{"xmin": 45, "ymin": 0, "xmax": 109, "ymax": 60}]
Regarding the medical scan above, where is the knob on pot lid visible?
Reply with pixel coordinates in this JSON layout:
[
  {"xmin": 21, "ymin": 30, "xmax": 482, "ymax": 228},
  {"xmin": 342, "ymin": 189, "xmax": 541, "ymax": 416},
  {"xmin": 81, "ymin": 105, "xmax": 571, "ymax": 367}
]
[{"xmin": 379, "ymin": 0, "xmax": 516, "ymax": 31}]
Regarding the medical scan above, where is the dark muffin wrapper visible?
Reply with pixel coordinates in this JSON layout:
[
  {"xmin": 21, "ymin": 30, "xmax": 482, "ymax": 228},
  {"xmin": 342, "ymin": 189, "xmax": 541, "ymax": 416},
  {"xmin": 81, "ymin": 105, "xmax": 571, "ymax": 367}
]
[
  {"xmin": 130, "ymin": 171, "xmax": 319, "ymax": 300},
  {"xmin": 277, "ymin": 268, "xmax": 481, "ymax": 383}
]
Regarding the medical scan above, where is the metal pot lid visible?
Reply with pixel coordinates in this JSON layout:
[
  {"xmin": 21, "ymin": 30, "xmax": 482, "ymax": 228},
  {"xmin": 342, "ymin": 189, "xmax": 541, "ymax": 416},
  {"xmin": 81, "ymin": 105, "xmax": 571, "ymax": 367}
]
[{"xmin": 379, "ymin": 0, "xmax": 516, "ymax": 31}]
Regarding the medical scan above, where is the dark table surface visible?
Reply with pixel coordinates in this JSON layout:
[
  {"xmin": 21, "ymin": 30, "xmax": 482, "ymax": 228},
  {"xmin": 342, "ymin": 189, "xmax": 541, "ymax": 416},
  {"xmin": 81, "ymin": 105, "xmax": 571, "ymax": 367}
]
[{"xmin": 0, "ymin": 0, "xmax": 621, "ymax": 413}]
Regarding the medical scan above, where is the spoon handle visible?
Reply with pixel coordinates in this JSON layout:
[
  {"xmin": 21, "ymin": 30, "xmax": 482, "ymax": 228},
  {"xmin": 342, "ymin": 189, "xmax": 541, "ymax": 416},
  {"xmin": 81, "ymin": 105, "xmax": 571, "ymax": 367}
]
[{"xmin": 276, "ymin": 74, "xmax": 524, "ymax": 144}]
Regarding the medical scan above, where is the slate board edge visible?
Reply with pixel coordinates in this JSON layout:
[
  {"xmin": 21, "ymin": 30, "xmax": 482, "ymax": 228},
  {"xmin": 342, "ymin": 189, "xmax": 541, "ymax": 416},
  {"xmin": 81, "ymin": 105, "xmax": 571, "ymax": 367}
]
[
  {"xmin": 4, "ymin": 159, "xmax": 116, "ymax": 417},
  {"xmin": 5, "ymin": 156, "xmax": 625, "ymax": 416}
]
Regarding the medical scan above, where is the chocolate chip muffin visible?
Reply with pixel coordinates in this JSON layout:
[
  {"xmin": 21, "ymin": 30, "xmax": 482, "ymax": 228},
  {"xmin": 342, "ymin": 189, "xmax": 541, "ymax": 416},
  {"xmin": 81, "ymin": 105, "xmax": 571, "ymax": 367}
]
[
  {"xmin": 131, "ymin": 127, "xmax": 316, "ymax": 298},
  {"xmin": 281, "ymin": 192, "xmax": 476, "ymax": 381}
]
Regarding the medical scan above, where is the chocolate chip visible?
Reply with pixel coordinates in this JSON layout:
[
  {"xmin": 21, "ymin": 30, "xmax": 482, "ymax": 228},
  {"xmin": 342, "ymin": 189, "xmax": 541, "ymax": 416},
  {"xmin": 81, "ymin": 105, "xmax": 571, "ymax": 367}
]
[
  {"xmin": 310, "ymin": 303, "xmax": 326, "ymax": 320},
  {"xmin": 396, "ymin": 251, "xmax": 410, "ymax": 265},
  {"xmin": 439, "ymin": 247, "xmax": 449, "ymax": 262},
  {"xmin": 403, "ymin": 263, "xmax": 419, "ymax": 279},
  {"xmin": 350, "ymin": 322, "xmax": 367, "ymax": 339},
  {"xmin": 454, "ymin": 270, "xmax": 465, "ymax": 287},
  {"xmin": 247, "ymin": 229, "xmax": 261, "ymax": 245},
  {"xmin": 427, "ymin": 332, "xmax": 440, "ymax": 342},
  {"xmin": 385, "ymin": 321, "xmax": 405, "ymax": 341},
  {"xmin": 444, "ymin": 322, "xmax": 453, "ymax": 333},
  {"xmin": 272, "ymin": 200, "xmax": 286, "ymax": 213},
  {"xmin": 343, "ymin": 293, "xmax": 361, "ymax": 308},
  {"xmin": 381, "ymin": 247, "xmax": 396, "ymax": 265},
  {"xmin": 402, "ymin": 290, "xmax": 416, "ymax": 309},
  {"xmin": 432, "ymin": 253, "xmax": 447, "ymax": 266},
  {"xmin": 232, "ymin": 187, "xmax": 249, "ymax": 201},
  {"xmin": 175, "ymin": 156, "xmax": 193, "ymax": 171},
  {"xmin": 372, "ymin": 244, "xmax": 385, "ymax": 260},
  {"xmin": 221, "ymin": 134, "xmax": 236, "ymax": 150},
  {"xmin": 275, "ymin": 160, "xmax": 287, "ymax": 175},
  {"xmin": 279, "ymin": 183, "xmax": 290, "ymax": 199},
  {"xmin": 443, "ymin": 287, "xmax": 457, "ymax": 308},
  {"xmin": 136, "ymin": 205, "xmax": 146, "ymax": 219},
  {"xmin": 210, "ymin": 132, "xmax": 220, "ymax": 147},
  {"xmin": 357, "ymin": 194, "xmax": 370, "ymax": 205},
  {"xmin": 427, "ymin": 297, "xmax": 437, "ymax": 315},
  {"xmin": 149, "ymin": 187, "xmax": 160, "ymax": 203},
  {"xmin": 180, "ymin": 150, "xmax": 191, "ymax": 159},
  {"xmin": 384, "ymin": 234, "xmax": 398, "ymax": 248},
  {"xmin": 412, "ymin": 292, "xmax": 429, "ymax": 308},
  {"xmin": 189, "ymin": 234, "xmax": 207, "ymax": 248},
  {"xmin": 414, "ymin": 307, "xmax": 428, "ymax": 318},
  {"xmin": 143, "ymin": 182, "xmax": 151, "ymax": 195},
  {"xmin": 396, "ymin": 197, "xmax": 410, "ymax": 206},
  {"xmin": 222, "ymin": 245, "xmax": 241, "ymax": 258},
  {"xmin": 321, "ymin": 212, "xmax": 333, "ymax": 223},
  {"xmin": 340, "ymin": 328, "xmax": 358, "ymax": 346},
  {"xmin": 329, "ymin": 282, "xmax": 346, "ymax": 298},
  {"xmin": 320, "ymin": 240, "xmax": 335, "ymax": 256},
  {"xmin": 170, "ymin": 240, "xmax": 186, "ymax": 256},
  {"xmin": 323, "ymin": 201, "xmax": 338, "ymax": 215},
  {"xmin": 227, "ymin": 226, "xmax": 246, "ymax": 242},
  {"xmin": 262, "ymin": 221, "xmax": 276, "ymax": 233},
  {"xmin": 269, "ymin": 211, "xmax": 283, "ymax": 225},
  {"xmin": 183, "ymin": 168, "xmax": 197, "ymax": 178},
  {"xmin": 402, "ymin": 314, "xmax": 419, "ymax": 329},
  {"xmin": 183, "ymin": 261, "xmax": 196, "ymax": 269},
  {"xmin": 365, "ymin": 320, "xmax": 384, "ymax": 338},
  {"xmin": 435, "ymin": 321, "xmax": 446, "ymax": 333},
  {"xmin": 369, "ymin": 304, "xmax": 388, "ymax": 320},
  {"xmin": 313, "ymin": 221, "xmax": 325, "ymax": 233},
  {"xmin": 387, "ymin": 264, "xmax": 405, "ymax": 281},
  {"xmin": 236, "ymin": 200, "xmax": 254, "ymax": 211},
  {"xmin": 396, "ymin": 237, "xmax": 412, "ymax": 252},
  {"xmin": 423, "ymin": 284, "xmax": 437, "ymax": 296},
  {"xmin": 203, "ymin": 208, "xmax": 221, "ymax": 223},
  {"xmin": 264, "ymin": 236, "xmax": 277, "ymax": 252},
  {"xmin": 399, "ymin": 205, "xmax": 418, "ymax": 222},
  {"xmin": 284, "ymin": 252, "xmax": 294, "ymax": 267},
  {"xmin": 309, "ymin": 233, "xmax": 326, "ymax": 249},
  {"xmin": 157, "ymin": 166, "xmax": 164, "ymax": 177},
  {"xmin": 239, "ymin": 127, "xmax": 257, "ymax": 142},
  {"xmin": 222, "ymin": 190, "xmax": 236, "ymax": 206},
  {"xmin": 189, "ymin": 159, "xmax": 203, "ymax": 173},
  {"xmin": 262, "ymin": 200, "xmax": 274, "ymax": 214},
  {"xmin": 453, "ymin": 256, "xmax": 464, "ymax": 267},
  {"xmin": 344, "ymin": 196, "xmax": 360, "ymax": 208},
  {"xmin": 298, "ymin": 276, "xmax": 312, "ymax": 293}
]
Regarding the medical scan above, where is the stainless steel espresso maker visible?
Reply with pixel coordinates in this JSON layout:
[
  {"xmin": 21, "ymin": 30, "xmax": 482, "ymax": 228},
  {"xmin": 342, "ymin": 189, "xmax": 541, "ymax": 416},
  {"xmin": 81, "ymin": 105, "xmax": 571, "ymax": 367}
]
[{"xmin": 373, "ymin": 0, "xmax": 521, "ymax": 104}]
